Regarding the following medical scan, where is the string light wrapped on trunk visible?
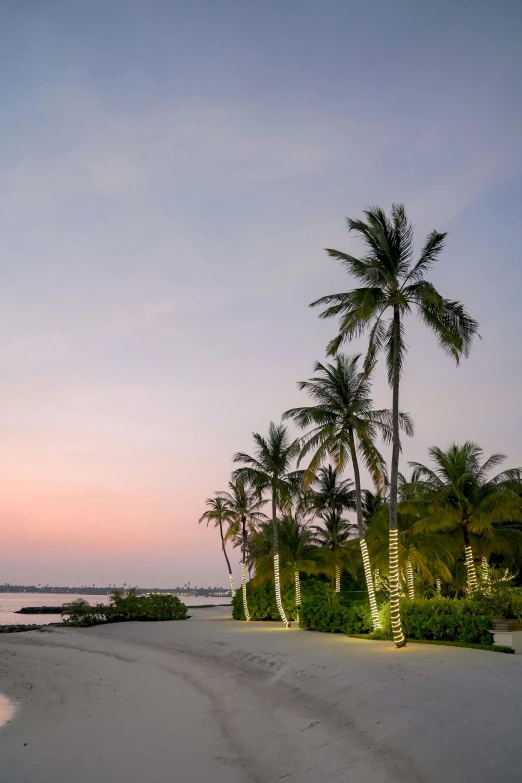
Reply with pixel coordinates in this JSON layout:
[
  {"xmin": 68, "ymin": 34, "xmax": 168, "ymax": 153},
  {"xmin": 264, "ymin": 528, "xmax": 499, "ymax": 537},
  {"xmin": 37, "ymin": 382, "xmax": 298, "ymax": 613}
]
[
  {"xmin": 229, "ymin": 574, "xmax": 236, "ymax": 597},
  {"xmin": 406, "ymin": 559, "xmax": 415, "ymax": 600},
  {"xmin": 294, "ymin": 570, "xmax": 301, "ymax": 625},
  {"xmin": 389, "ymin": 529, "xmax": 405, "ymax": 647},
  {"xmin": 241, "ymin": 563, "xmax": 251, "ymax": 621},
  {"xmin": 436, "ymin": 578, "xmax": 441, "ymax": 599},
  {"xmin": 360, "ymin": 539, "xmax": 380, "ymax": 629},
  {"xmin": 274, "ymin": 553, "xmax": 289, "ymax": 626},
  {"xmin": 464, "ymin": 545, "xmax": 478, "ymax": 593},
  {"xmin": 335, "ymin": 565, "xmax": 341, "ymax": 594}
]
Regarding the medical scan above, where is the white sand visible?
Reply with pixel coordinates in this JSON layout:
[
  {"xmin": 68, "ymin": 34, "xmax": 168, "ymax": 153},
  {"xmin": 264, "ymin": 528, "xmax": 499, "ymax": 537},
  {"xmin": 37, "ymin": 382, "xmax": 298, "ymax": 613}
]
[{"xmin": 1, "ymin": 606, "xmax": 522, "ymax": 782}]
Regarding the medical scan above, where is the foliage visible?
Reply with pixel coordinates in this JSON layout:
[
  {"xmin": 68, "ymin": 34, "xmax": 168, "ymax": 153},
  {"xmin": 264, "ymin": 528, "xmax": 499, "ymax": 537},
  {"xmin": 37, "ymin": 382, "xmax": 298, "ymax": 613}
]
[
  {"xmin": 63, "ymin": 591, "xmax": 188, "ymax": 627},
  {"xmin": 471, "ymin": 583, "xmax": 522, "ymax": 619},
  {"xmin": 378, "ymin": 598, "xmax": 493, "ymax": 645}
]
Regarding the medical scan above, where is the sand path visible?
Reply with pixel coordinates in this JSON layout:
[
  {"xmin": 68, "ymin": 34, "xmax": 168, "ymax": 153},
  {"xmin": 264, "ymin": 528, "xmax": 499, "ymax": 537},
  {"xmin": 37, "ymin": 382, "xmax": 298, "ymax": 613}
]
[{"xmin": 1, "ymin": 607, "xmax": 521, "ymax": 782}]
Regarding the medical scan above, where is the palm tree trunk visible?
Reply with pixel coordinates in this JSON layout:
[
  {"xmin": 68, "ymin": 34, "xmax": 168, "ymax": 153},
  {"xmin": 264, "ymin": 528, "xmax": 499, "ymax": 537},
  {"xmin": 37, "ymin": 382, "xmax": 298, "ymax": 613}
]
[
  {"xmin": 481, "ymin": 557, "xmax": 491, "ymax": 592},
  {"xmin": 241, "ymin": 518, "xmax": 251, "ymax": 620},
  {"xmin": 406, "ymin": 558, "xmax": 415, "ymax": 600},
  {"xmin": 272, "ymin": 494, "xmax": 289, "ymax": 626},
  {"xmin": 219, "ymin": 522, "xmax": 236, "ymax": 597},
  {"xmin": 436, "ymin": 578, "xmax": 441, "ymax": 599},
  {"xmin": 463, "ymin": 527, "xmax": 478, "ymax": 593},
  {"xmin": 335, "ymin": 565, "xmax": 341, "ymax": 593},
  {"xmin": 295, "ymin": 570, "xmax": 301, "ymax": 625},
  {"xmin": 389, "ymin": 304, "xmax": 406, "ymax": 647},
  {"xmin": 348, "ymin": 430, "xmax": 380, "ymax": 629}
]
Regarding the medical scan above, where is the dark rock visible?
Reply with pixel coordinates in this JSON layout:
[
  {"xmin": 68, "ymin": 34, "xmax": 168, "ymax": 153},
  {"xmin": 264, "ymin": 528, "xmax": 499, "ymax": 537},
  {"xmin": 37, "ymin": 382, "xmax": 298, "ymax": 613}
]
[
  {"xmin": 0, "ymin": 623, "xmax": 62, "ymax": 634},
  {"xmin": 15, "ymin": 606, "xmax": 66, "ymax": 614}
]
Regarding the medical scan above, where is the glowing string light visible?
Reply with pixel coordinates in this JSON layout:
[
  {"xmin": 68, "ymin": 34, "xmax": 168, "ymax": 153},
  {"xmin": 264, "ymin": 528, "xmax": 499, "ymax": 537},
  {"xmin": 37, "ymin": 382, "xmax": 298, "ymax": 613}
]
[
  {"xmin": 229, "ymin": 574, "xmax": 236, "ymax": 597},
  {"xmin": 241, "ymin": 563, "xmax": 251, "ymax": 621},
  {"xmin": 335, "ymin": 565, "xmax": 341, "ymax": 594},
  {"xmin": 406, "ymin": 558, "xmax": 415, "ymax": 600},
  {"xmin": 360, "ymin": 539, "xmax": 380, "ymax": 630},
  {"xmin": 436, "ymin": 578, "xmax": 441, "ymax": 599},
  {"xmin": 389, "ymin": 529, "xmax": 405, "ymax": 647},
  {"xmin": 295, "ymin": 570, "xmax": 301, "ymax": 625},
  {"xmin": 274, "ymin": 553, "xmax": 289, "ymax": 627},
  {"xmin": 464, "ymin": 545, "xmax": 478, "ymax": 593}
]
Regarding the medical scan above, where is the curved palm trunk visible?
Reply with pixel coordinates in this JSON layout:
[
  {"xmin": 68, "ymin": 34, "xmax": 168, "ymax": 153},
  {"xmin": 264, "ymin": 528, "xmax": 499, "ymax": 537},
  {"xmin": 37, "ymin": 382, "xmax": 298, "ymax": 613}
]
[
  {"xmin": 241, "ymin": 517, "xmax": 251, "ymax": 620},
  {"xmin": 406, "ymin": 558, "xmax": 415, "ymax": 600},
  {"xmin": 219, "ymin": 522, "xmax": 236, "ymax": 597},
  {"xmin": 295, "ymin": 570, "xmax": 301, "ymax": 625},
  {"xmin": 335, "ymin": 565, "xmax": 341, "ymax": 593},
  {"xmin": 436, "ymin": 578, "xmax": 442, "ymax": 599},
  {"xmin": 389, "ymin": 305, "xmax": 406, "ymax": 647},
  {"xmin": 463, "ymin": 528, "xmax": 478, "ymax": 593},
  {"xmin": 348, "ymin": 431, "xmax": 380, "ymax": 629},
  {"xmin": 272, "ymin": 494, "xmax": 289, "ymax": 626}
]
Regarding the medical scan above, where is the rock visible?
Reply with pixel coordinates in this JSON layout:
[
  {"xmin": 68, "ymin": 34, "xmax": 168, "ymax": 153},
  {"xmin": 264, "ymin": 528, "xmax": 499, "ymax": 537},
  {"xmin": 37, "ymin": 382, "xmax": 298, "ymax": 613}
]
[
  {"xmin": 15, "ymin": 606, "xmax": 66, "ymax": 614},
  {"xmin": 0, "ymin": 623, "xmax": 62, "ymax": 634}
]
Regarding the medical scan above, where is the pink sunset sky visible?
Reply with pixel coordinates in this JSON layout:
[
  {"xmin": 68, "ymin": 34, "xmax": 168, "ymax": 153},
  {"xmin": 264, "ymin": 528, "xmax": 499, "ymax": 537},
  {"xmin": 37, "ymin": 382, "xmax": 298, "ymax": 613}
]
[{"xmin": 2, "ymin": 1, "xmax": 521, "ymax": 587}]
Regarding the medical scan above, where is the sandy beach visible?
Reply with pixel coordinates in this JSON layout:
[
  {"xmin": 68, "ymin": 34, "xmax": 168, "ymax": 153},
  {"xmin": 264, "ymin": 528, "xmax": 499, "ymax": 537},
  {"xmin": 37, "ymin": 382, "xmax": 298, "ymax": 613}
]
[{"xmin": 1, "ymin": 606, "xmax": 522, "ymax": 782}]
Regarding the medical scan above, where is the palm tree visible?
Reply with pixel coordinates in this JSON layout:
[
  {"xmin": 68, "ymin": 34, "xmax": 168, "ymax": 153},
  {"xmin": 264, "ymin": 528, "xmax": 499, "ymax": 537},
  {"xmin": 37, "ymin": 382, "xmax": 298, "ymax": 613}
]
[
  {"xmin": 409, "ymin": 443, "xmax": 522, "ymax": 593},
  {"xmin": 284, "ymin": 354, "xmax": 413, "ymax": 629},
  {"xmin": 311, "ymin": 204, "xmax": 478, "ymax": 646},
  {"xmin": 306, "ymin": 466, "xmax": 357, "ymax": 592},
  {"xmin": 253, "ymin": 515, "xmax": 322, "ymax": 622},
  {"xmin": 198, "ymin": 496, "xmax": 236, "ymax": 597},
  {"xmin": 233, "ymin": 422, "xmax": 300, "ymax": 626},
  {"xmin": 219, "ymin": 478, "xmax": 267, "ymax": 621}
]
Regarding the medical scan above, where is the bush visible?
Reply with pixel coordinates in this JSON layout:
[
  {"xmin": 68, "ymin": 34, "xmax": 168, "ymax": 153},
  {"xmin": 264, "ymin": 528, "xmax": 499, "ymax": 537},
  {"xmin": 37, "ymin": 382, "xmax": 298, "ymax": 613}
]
[
  {"xmin": 299, "ymin": 586, "xmax": 373, "ymax": 634},
  {"xmin": 471, "ymin": 584, "xmax": 522, "ymax": 619},
  {"xmin": 232, "ymin": 577, "xmax": 333, "ymax": 622},
  {"xmin": 379, "ymin": 598, "xmax": 493, "ymax": 645},
  {"xmin": 63, "ymin": 592, "xmax": 188, "ymax": 627}
]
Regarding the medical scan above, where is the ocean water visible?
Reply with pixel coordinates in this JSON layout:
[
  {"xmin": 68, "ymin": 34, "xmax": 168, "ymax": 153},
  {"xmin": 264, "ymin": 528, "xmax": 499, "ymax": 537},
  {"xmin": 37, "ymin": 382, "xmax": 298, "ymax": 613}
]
[{"xmin": 0, "ymin": 593, "xmax": 231, "ymax": 626}]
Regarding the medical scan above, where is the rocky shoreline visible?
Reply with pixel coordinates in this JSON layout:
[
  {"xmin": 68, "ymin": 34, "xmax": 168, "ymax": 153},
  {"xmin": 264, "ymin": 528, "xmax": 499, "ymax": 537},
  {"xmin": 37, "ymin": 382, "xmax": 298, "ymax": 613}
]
[
  {"xmin": 0, "ymin": 623, "xmax": 62, "ymax": 634},
  {"xmin": 15, "ymin": 606, "xmax": 66, "ymax": 614}
]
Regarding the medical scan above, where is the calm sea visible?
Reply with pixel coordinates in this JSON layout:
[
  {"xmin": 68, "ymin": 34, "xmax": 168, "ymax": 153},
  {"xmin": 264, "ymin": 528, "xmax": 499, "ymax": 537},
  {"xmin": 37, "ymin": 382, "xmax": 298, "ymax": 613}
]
[{"xmin": 0, "ymin": 593, "xmax": 231, "ymax": 626}]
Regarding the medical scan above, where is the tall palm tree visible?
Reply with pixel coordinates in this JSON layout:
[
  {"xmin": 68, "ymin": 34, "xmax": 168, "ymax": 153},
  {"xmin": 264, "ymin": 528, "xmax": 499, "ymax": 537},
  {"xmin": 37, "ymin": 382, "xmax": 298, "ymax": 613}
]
[
  {"xmin": 311, "ymin": 204, "xmax": 478, "ymax": 646},
  {"xmin": 198, "ymin": 496, "xmax": 236, "ymax": 597},
  {"xmin": 219, "ymin": 478, "xmax": 267, "ymax": 621},
  {"xmin": 233, "ymin": 422, "xmax": 300, "ymax": 626},
  {"xmin": 409, "ymin": 443, "xmax": 522, "ymax": 593},
  {"xmin": 306, "ymin": 466, "xmax": 357, "ymax": 592},
  {"xmin": 284, "ymin": 354, "xmax": 413, "ymax": 628}
]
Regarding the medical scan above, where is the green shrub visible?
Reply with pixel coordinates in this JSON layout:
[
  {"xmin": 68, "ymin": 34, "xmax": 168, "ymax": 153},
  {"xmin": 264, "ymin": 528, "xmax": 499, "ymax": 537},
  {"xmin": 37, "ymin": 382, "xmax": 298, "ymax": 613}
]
[
  {"xmin": 63, "ymin": 592, "xmax": 188, "ymax": 627},
  {"xmin": 471, "ymin": 584, "xmax": 522, "ymax": 619},
  {"xmin": 232, "ymin": 577, "xmax": 331, "ymax": 622},
  {"xmin": 379, "ymin": 598, "xmax": 493, "ymax": 645}
]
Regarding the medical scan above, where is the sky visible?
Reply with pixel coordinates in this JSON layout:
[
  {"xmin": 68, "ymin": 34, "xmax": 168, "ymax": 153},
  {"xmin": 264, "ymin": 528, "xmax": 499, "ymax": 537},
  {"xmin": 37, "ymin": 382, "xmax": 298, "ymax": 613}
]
[{"xmin": 1, "ymin": 0, "xmax": 521, "ymax": 588}]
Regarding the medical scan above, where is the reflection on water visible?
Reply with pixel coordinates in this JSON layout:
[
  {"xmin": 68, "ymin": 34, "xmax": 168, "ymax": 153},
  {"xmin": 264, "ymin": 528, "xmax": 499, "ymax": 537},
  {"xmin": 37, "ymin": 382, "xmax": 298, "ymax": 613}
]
[{"xmin": 0, "ymin": 695, "xmax": 15, "ymax": 728}]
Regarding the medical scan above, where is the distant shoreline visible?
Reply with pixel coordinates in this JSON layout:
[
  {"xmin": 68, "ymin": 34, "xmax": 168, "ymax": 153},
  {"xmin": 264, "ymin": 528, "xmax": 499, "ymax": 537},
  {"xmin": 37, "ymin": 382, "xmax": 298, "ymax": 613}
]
[{"xmin": 0, "ymin": 587, "xmax": 232, "ymax": 598}]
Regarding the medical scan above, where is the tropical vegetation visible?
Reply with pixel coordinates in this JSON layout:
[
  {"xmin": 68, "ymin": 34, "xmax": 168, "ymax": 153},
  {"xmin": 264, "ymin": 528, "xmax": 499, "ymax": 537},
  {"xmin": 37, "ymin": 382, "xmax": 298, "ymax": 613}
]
[{"xmin": 199, "ymin": 204, "xmax": 522, "ymax": 650}]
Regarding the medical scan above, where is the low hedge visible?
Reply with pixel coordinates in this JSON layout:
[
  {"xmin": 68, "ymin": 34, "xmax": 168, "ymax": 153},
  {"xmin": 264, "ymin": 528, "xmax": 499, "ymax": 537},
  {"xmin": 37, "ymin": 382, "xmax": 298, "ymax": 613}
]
[
  {"xmin": 63, "ymin": 592, "xmax": 188, "ymax": 627},
  {"xmin": 379, "ymin": 598, "xmax": 494, "ymax": 645},
  {"xmin": 233, "ymin": 580, "xmax": 498, "ymax": 646}
]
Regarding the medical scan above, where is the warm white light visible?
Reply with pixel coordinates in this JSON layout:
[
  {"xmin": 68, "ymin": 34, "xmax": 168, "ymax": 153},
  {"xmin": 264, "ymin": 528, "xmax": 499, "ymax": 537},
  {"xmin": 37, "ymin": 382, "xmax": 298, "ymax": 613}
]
[
  {"xmin": 335, "ymin": 565, "xmax": 341, "ymax": 594},
  {"xmin": 389, "ymin": 529, "xmax": 405, "ymax": 647},
  {"xmin": 274, "ymin": 553, "xmax": 289, "ymax": 627},
  {"xmin": 360, "ymin": 539, "xmax": 380, "ymax": 630},
  {"xmin": 295, "ymin": 570, "xmax": 301, "ymax": 625},
  {"xmin": 406, "ymin": 558, "xmax": 415, "ymax": 600},
  {"xmin": 229, "ymin": 574, "xmax": 236, "ymax": 597},
  {"xmin": 464, "ymin": 545, "xmax": 478, "ymax": 593},
  {"xmin": 436, "ymin": 578, "xmax": 441, "ymax": 599},
  {"xmin": 241, "ymin": 563, "xmax": 251, "ymax": 621}
]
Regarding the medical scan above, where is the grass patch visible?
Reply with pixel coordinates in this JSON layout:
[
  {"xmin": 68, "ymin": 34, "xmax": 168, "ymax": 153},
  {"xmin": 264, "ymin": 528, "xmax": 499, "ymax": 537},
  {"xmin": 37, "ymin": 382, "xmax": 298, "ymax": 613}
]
[{"xmin": 346, "ymin": 634, "xmax": 514, "ymax": 653}]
